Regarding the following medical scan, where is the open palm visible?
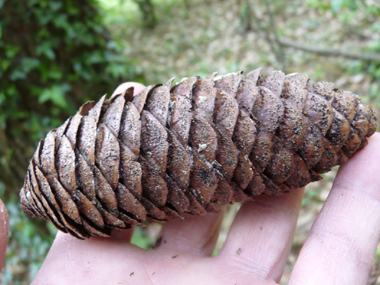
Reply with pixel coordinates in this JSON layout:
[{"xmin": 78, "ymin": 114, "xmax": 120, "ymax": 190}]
[{"xmin": 2, "ymin": 83, "xmax": 380, "ymax": 285}]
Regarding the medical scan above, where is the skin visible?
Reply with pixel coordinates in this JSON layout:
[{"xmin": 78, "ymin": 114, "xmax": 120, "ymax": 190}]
[{"xmin": 1, "ymin": 82, "xmax": 380, "ymax": 284}]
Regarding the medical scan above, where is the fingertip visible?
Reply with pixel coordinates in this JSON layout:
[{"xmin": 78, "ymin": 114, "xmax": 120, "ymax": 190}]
[
  {"xmin": 335, "ymin": 132, "xmax": 380, "ymax": 194},
  {"xmin": 350, "ymin": 132, "xmax": 380, "ymax": 163},
  {"xmin": 369, "ymin": 131, "xmax": 380, "ymax": 142},
  {"xmin": 156, "ymin": 207, "xmax": 225, "ymax": 256},
  {"xmin": 112, "ymin": 82, "xmax": 146, "ymax": 97}
]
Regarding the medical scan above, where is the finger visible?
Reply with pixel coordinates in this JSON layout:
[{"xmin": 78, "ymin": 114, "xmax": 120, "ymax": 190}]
[
  {"xmin": 0, "ymin": 199, "xmax": 9, "ymax": 273},
  {"xmin": 289, "ymin": 133, "xmax": 380, "ymax": 285},
  {"xmin": 219, "ymin": 187, "xmax": 304, "ymax": 282},
  {"xmin": 112, "ymin": 82, "xmax": 146, "ymax": 97},
  {"xmin": 155, "ymin": 207, "xmax": 225, "ymax": 256}
]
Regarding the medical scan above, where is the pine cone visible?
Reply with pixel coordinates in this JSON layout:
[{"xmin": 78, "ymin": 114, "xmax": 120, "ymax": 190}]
[{"xmin": 20, "ymin": 69, "xmax": 377, "ymax": 239}]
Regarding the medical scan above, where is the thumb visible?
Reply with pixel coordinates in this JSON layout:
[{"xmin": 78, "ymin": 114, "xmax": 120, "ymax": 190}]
[
  {"xmin": 0, "ymin": 199, "xmax": 9, "ymax": 273},
  {"xmin": 111, "ymin": 82, "xmax": 146, "ymax": 97}
]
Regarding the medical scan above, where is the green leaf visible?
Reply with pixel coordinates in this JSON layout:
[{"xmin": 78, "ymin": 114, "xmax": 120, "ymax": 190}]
[
  {"xmin": 10, "ymin": 69, "xmax": 26, "ymax": 81},
  {"xmin": 47, "ymin": 65, "xmax": 63, "ymax": 80},
  {"xmin": 73, "ymin": 62, "xmax": 82, "ymax": 73},
  {"xmin": 66, "ymin": 1, "xmax": 79, "ymax": 15},
  {"xmin": 52, "ymin": 14, "xmax": 69, "ymax": 29},
  {"xmin": 87, "ymin": 50, "xmax": 104, "ymax": 64},
  {"xmin": 36, "ymin": 43, "xmax": 56, "ymax": 60},
  {"xmin": 21, "ymin": 57, "xmax": 40, "ymax": 72},
  {"xmin": 1, "ymin": 59, "xmax": 10, "ymax": 71},
  {"xmin": 346, "ymin": 0, "xmax": 357, "ymax": 10},
  {"xmin": 38, "ymin": 84, "xmax": 71, "ymax": 109},
  {"xmin": 105, "ymin": 62, "xmax": 127, "ymax": 78},
  {"xmin": 331, "ymin": 0, "xmax": 343, "ymax": 12},
  {"xmin": 49, "ymin": 1, "xmax": 62, "ymax": 12},
  {"xmin": 5, "ymin": 44, "xmax": 20, "ymax": 58},
  {"xmin": 37, "ymin": 28, "xmax": 50, "ymax": 39}
]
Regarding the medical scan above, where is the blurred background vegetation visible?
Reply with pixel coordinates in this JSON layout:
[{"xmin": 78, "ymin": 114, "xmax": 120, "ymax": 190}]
[{"xmin": 0, "ymin": 0, "xmax": 380, "ymax": 284}]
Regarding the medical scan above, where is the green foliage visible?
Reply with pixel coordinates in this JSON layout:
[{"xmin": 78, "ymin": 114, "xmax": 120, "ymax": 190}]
[
  {"xmin": 0, "ymin": 0, "xmax": 140, "ymax": 283},
  {"xmin": 131, "ymin": 227, "xmax": 157, "ymax": 249},
  {"xmin": 0, "ymin": 0, "xmax": 139, "ymax": 140}
]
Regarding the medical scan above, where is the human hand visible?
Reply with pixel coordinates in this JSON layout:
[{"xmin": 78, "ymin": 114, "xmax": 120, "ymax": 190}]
[{"xmin": 11, "ymin": 82, "xmax": 380, "ymax": 284}]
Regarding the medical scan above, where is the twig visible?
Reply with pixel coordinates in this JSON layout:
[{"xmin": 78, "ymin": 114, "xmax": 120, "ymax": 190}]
[{"xmin": 278, "ymin": 38, "xmax": 380, "ymax": 63}]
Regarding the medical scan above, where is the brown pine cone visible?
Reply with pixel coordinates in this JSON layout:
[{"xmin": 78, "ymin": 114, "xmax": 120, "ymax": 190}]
[{"xmin": 20, "ymin": 69, "xmax": 377, "ymax": 239}]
